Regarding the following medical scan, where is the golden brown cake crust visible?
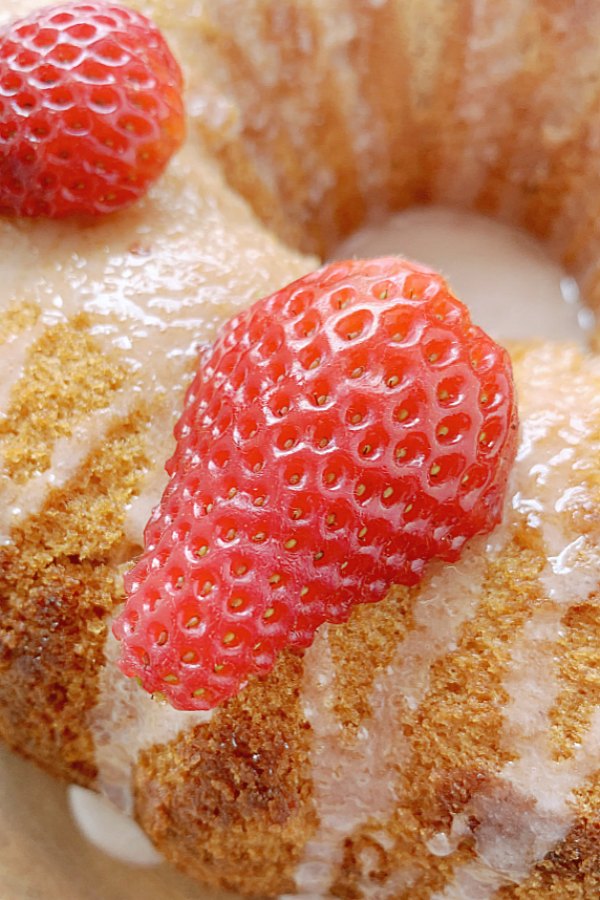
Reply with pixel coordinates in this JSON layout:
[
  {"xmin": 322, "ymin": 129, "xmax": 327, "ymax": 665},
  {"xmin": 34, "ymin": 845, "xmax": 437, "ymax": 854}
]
[
  {"xmin": 130, "ymin": 344, "xmax": 600, "ymax": 898},
  {"xmin": 0, "ymin": 314, "xmax": 153, "ymax": 782},
  {"xmin": 0, "ymin": 2, "xmax": 600, "ymax": 898},
  {"xmin": 134, "ymin": 652, "xmax": 315, "ymax": 897},
  {"xmin": 129, "ymin": 528, "xmax": 600, "ymax": 898},
  {"xmin": 188, "ymin": 0, "xmax": 600, "ymax": 331}
]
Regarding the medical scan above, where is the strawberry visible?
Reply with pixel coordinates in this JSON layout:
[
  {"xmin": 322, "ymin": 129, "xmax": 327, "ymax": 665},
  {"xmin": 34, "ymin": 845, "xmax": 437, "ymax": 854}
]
[
  {"xmin": 0, "ymin": 1, "xmax": 184, "ymax": 217},
  {"xmin": 114, "ymin": 258, "xmax": 518, "ymax": 711}
]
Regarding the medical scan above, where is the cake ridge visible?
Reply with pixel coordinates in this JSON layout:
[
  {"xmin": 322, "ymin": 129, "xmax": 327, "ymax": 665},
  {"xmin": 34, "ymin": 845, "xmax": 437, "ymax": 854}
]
[{"xmin": 1, "ymin": 1, "xmax": 600, "ymax": 897}]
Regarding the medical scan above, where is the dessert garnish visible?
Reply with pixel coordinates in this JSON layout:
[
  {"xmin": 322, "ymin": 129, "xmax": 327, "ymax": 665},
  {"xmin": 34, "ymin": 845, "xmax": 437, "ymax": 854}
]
[
  {"xmin": 0, "ymin": 1, "xmax": 184, "ymax": 217},
  {"xmin": 114, "ymin": 258, "xmax": 518, "ymax": 710}
]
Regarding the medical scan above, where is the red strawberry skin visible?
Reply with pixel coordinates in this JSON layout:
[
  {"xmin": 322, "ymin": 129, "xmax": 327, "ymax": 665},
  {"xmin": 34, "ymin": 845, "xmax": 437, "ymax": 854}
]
[
  {"xmin": 114, "ymin": 258, "xmax": 518, "ymax": 710},
  {"xmin": 0, "ymin": 1, "xmax": 184, "ymax": 217}
]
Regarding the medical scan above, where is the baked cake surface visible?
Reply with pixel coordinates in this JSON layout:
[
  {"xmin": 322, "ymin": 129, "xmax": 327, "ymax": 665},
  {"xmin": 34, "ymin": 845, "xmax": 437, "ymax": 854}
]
[{"xmin": 0, "ymin": 1, "xmax": 599, "ymax": 898}]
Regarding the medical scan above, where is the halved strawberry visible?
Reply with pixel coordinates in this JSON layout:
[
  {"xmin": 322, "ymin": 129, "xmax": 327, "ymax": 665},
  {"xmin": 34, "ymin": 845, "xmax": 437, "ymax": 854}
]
[{"xmin": 114, "ymin": 258, "xmax": 518, "ymax": 710}]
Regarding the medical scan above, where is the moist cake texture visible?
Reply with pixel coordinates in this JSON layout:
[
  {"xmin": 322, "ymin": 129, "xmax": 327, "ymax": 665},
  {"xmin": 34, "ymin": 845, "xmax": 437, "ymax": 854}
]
[{"xmin": 0, "ymin": 1, "xmax": 600, "ymax": 898}]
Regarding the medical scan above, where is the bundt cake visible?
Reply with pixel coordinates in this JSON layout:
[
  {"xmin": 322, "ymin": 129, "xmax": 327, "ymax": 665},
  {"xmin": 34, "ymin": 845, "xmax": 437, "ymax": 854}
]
[{"xmin": 1, "ymin": 1, "xmax": 600, "ymax": 898}]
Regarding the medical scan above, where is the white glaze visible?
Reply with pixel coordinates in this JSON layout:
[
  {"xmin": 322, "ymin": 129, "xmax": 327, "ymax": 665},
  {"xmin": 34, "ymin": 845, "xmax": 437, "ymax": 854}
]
[
  {"xmin": 67, "ymin": 785, "xmax": 163, "ymax": 867},
  {"xmin": 441, "ymin": 713, "xmax": 600, "ymax": 899},
  {"xmin": 512, "ymin": 345, "xmax": 600, "ymax": 604},
  {"xmin": 292, "ymin": 626, "xmax": 411, "ymax": 898},
  {"xmin": 335, "ymin": 207, "xmax": 593, "ymax": 344},
  {"xmin": 0, "ymin": 142, "xmax": 312, "ymax": 545},
  {"xmin": 431, "ymin": 861, "xmax": 507, "ymax": 900},
  {"xmin": 0, "ymin": 3, "xmax": 598, "ymax": 892},
  {"xmin": 0, "ymin": 0, "xmax": 313, "ymax": 860},
  {"xmin": 293, "ymin": 544, "xmax": 492, "ymax": 898},
  {"xmin": 0, "ymin": 394, "xmax": 137, "ymax": 543},
  {"xmin": 436, "ymin": 347, "xmax": 600, "ymax": 898},
  {"xmin": 91, "ymin": 630, "xmax": 213, "ymax": 815},
  {"xmin": 290, "ymin": 343, "xmax": 600, "ymax": 897},
  {"xmin": 381, "ymin": 545, "xmax": 490, "ymax": 712},
  {"xmin": 0, "ymin": 0, "xmax": 314, "ymax": 548}
]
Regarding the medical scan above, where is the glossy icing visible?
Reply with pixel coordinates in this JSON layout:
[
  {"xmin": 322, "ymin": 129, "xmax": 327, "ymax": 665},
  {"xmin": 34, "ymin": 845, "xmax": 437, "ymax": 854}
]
[
  {"xmin": 336, "ymin": 208, "xmax": 593, "ymax": 345},
  {"xmin": 0, "ymin": 3, "xmax": 599, "ymax": 896},
  {"xmin": 68, "ymin": 785, "xmax": 163, "ymax": 867},
  {"xmin": 290, "ymin": 345, "xmax": 600, "ymax": 897}
]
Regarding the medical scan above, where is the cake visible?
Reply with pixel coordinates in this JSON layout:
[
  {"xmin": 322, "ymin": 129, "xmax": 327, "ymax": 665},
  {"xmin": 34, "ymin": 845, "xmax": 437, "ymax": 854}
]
[{"xmin": 0, "ymin": 1, "xmax": 599, "ymax": 897}]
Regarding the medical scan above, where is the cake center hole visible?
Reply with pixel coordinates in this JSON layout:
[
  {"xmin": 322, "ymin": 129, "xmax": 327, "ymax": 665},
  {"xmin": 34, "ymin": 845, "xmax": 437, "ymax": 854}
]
[{"xmin": 334, "ymin": 207, "xmax": 594, "ymax": 346}]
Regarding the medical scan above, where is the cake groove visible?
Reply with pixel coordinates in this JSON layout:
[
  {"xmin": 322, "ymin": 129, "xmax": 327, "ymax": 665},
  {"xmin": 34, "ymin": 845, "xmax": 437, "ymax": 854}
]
[{"xmin": 0, "ymin": 2, "xmax": 599, "ymax": 897}]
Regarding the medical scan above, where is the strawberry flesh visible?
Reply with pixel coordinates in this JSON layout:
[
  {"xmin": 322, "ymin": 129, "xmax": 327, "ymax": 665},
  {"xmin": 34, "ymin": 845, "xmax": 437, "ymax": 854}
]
[{"xmin": 114, "ymin": 258, "xmax": 518, "ymax": 710}]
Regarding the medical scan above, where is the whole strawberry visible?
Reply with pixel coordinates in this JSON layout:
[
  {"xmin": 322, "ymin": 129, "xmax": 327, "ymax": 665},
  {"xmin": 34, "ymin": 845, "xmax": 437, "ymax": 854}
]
[
  {"xmin": 0, "ymin": 1, "xmax": 184, "ymax": 217},
  {"xmin": 114, "ymin": 258, "xmax": 518, "ymax": 710}
]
